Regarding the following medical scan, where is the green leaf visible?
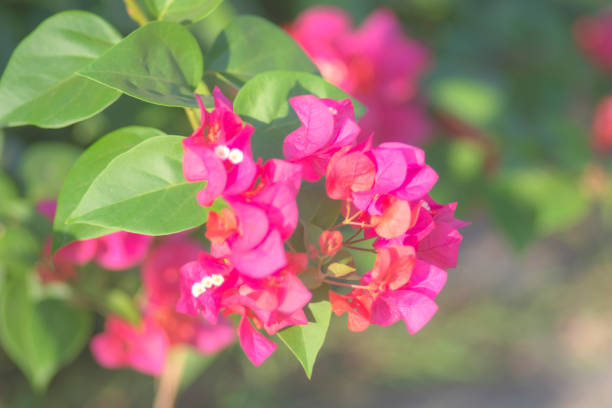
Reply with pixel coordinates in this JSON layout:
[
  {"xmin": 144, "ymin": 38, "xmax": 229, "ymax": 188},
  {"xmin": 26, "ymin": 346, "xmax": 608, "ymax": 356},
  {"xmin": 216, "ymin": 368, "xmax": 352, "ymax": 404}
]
[
  {"xmin": 79, "ymin": 22, "xmax": 203, "ymax": 108},
  {"xmin": 234, "ymin": 70, "xmax": 366, "ymax": 160},
  {"xmin": 146, "ymin": 0, "xmax": 224, "ymax": 23},
  {"xmin": 65, "ymin": 134, "xmax": 224, "ymax": 235},
  {"xmin": 0, "ymin": 274, "xmax": 92, "ymax": 392},
  {"xmin": 0, "ymin": 11, "xmax": 122, "ymax": 128},
  {"xmin": 327, "ymin": 262, "xmax": 355, "ymax": 278},
  {"xmin": 205, "ymin": 15, "xmax": 318, "ymax": 84},
  {"xmin": 20, "ymin": 142, "xmax": 81, "ymax": 201},
  {"xmin": 297, "ymin": 182, "xmax": 342, "ymax": 230},
  {"xmin": 277, "ymin": 288, "xmax": 331, "ymax": 379},
  {"xmin": 430, "ymin": 77, "xmax": 503, "ymax": 126},
  {"xmin": 53, "ymin": 127, "xmax": 164, "ymax": 252}
]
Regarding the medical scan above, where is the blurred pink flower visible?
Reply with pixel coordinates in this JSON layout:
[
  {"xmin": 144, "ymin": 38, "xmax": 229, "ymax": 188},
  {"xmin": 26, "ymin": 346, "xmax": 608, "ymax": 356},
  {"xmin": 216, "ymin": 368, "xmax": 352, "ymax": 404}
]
[
  {"xmin": 90, "ymin": 316, "xmax": 169, "ymax": 376},
  {"xmin": 288, "ymin": 7, "xmax": 432, "ymax": 144},
  {"xmin": 574, "ymin": 11, "xmax": 612, "ymax": 72},
  {"xmin": 592, "ymin": 95, "xmax": 612, "ymax": 153}
]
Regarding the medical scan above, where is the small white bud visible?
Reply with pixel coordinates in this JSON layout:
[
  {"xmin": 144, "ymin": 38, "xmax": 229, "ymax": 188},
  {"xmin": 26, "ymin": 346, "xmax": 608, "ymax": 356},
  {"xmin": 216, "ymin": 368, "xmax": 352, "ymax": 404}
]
[
  {"xmin": 211, "ymin": 274, "xmax": 225, "ymax": 286},
  {"xmin": 191, "ymin": 282, "xmax": 206, "ymax": 298},
  {"xmin": 214, "ymin": 145, "xmax": 230, "ymax": 160},
  {"xmin": 201, "ymin": 276, "xmax": 214, "ymax": 289},
  {"xmin": 328, "ymin": 107, "xmax": 338, "ymax": 115},
  {"xmin": 228, "ymin": 148, "xmax": 244, "ymax": 164}
]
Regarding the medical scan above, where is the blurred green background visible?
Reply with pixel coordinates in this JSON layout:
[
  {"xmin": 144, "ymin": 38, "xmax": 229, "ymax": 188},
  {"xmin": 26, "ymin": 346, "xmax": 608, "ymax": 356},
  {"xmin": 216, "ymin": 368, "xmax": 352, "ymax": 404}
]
[{"xmin": 2, "ymin": 0, "xmax": 612, "ymax": 406}]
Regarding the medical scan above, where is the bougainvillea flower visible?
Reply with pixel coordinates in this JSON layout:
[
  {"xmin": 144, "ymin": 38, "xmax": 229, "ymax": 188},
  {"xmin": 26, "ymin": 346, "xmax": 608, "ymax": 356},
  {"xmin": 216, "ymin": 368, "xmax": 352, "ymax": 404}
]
[
  {"xmin": 319, "ymin": 230, "xmax": 343, "ymax": 256},
  {"xmin": 592, "ymin": 95, "xmax": 612, "ymax": 153},
  {"xmin": 177, "ymin": 252, "xmax": 236, "ymax": 324},
  {"xmin": 288, "ymin": 7, "xmax": 431, "ymax": 144},
  {"xmin": 142, "ymin": 238, "xmax": 235, "ymax": 354},
  {"xmin": 283, "ymin": 95, "xmax": 360, "ymax": 181},
  {"xmin": 182, "ymin": 88, "xmax": 257, "ymax": 206},
  {"xmin": 574, "ymin": 12, "xmax": 612, "ymax": 72},
  {"xmin": 90, "ymin": 316, "xmax": 169, "ymax": 376},
  {"xmin": 207, "ymin": 198, "xmax": 288, "ymax": 278},
  {"xmin": 330, "ymin": 245, "xmax": 445, "ymax": 334},
  {"xmin": 142, "ymin": 238, "xmax": 202, "ymax": 307}
]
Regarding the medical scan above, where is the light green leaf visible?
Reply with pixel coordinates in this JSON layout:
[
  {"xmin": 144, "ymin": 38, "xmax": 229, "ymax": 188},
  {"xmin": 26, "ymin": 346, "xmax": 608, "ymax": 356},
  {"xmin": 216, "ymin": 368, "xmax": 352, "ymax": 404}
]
[
  {"xmin": 327, "ymin": 262, "xmax": 355, "ymax": 278},
  {"xmin": 0, "ymin": 274, "xmax": 92, "ymax": 392},
  {"xmin": 0, "ymin": 11, "xmax": 122, "ymax": 128},
  {"xmin": 20, "ymin": 142, "xmax": 81, "ymax": 201},
  {"xmin": 79, "ymin": 22, "xmax": 203, "ymax": 108},
  {"xmin": 146, "ymin": 0, "xmax": 224, "ymax": 23},
  {"xmin": 205, "ymin": 15, "xmax": 318, "ymax": 84},
  {"xmin": 65, "ymin": 134, "xmax": 224, "ymax": 235},
  {"xmin": 234, "ymin": 70, "xmax": 366, "ymax": 160},
  {"xmin": 277, "ymin": 289, "xmax": 331, "ymax": 379},
  {"xmin": 53, "ymin": 127, "xmax": 164, "ymax": 252}
]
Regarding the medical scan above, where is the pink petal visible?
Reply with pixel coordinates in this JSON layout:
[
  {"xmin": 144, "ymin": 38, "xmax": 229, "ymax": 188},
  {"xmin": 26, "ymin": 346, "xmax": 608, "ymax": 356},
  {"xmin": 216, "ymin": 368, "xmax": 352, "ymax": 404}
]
[
  {"xmin": 230, "ymin": 229, "xmax": 287, "ymax": 278},
  {"xmin": 391, "ymin": 290, "xmax": 439, "ymax": 335},
  {"xmin": 228, "ymin": 201, "xmax": 269, "ymax": 252},
  {"xmin": 238, "ymin": 315, "xmax": 277, "ymax": 366},
  {"xmin": 283, "ymin": 95, "xmax": 335, "ymax": 160},
  {"xmin": 95, "ymin": 232, "xmax": 152, "ymax": 270},
  {"xmin": 277, "ymin": 274, "xmax": 312, "ymax": 315}
]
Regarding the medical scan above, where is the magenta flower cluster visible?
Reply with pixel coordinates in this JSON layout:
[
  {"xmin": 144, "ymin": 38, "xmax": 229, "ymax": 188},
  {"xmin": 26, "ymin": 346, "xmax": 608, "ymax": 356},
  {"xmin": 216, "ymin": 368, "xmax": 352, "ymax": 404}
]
[{"xmin": 177, "ymin": 88, "xmax": 466, "ymax": 366}]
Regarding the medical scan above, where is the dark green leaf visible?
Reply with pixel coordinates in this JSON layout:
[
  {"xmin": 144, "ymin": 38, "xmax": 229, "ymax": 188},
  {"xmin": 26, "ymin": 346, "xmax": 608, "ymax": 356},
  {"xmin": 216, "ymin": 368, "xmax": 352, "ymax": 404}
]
[
  {"xmin": 146, "ymin": 0, "xmax": 224, "ymax": 23},
  {"xmin": 0, "ymin": 274, "xmax": 92, "ymax": 392},
  {"xmin": 0, "ymin": 11, "xmax": 122, "ymax": 128},
  {"xmin": 233, "ymin": 70, "xmax": 365, "ymax": 160},
  {"xmin": 277, "ymin": 288, "xmax": 331, "ymax": 379},
  {"xmin": 79, "ymin": 22, "xmax": 203, "ymax": 108},
  {"xmin": 65, "ymin": 134, "xmax": 224, "ymax": 235},
  {"xmin": 53, "ymin": 127, "xmax": 164, "ymax": 252},
  {"xmin": 205, "ymin": 15, "xmax": 318, "ymax": 84}
]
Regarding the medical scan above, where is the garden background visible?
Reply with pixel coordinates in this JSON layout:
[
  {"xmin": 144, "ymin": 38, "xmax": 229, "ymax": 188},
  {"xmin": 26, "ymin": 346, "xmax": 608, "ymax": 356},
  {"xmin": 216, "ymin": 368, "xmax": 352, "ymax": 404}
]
[{"xmin": 1, "ymin": 0, "xmax": 612, "ymax": 406}]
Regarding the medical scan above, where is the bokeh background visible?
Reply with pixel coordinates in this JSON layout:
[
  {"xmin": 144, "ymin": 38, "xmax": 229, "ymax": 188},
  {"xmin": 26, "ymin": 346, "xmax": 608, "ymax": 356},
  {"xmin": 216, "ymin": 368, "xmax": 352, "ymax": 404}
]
[{"xmin": 2, "ymin": 0, "xmax": 612, "ymax": 406}]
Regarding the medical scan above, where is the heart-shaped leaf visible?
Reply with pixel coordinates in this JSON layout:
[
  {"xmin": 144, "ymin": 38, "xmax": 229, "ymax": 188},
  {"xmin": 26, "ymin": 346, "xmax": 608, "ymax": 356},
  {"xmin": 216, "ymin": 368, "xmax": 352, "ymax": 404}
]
[
  {"xmin": 65, "ymin": 133, "xmax": 224, "ymax": 235},
  {"xmin": 146, "ymin": 0, "xmax": 224, "ymax": 23},
  {"xmin": 0, "ymin": 274, "xmax": 92, "ymax": 392},
  {"xmin": 79, "ymin": 22, "xmax": 203, "ymax": 108},
  {"xmin": 0, "ymin": 11, "xmax": 122, "ymax": 128},
  {"xmin": 277, "ymin": 288, "xmax": 331, "ymax": 379},
  {"xmin": 233, "ymin": 70, "xmax": 366, "ymax": 160},
  {"xmin": 205, "ymin": 15, "xmax": 318, "ymax": 84},
  {"xmin": 53, "ymin": 127, "xmax": 165, "ymax": 252}
]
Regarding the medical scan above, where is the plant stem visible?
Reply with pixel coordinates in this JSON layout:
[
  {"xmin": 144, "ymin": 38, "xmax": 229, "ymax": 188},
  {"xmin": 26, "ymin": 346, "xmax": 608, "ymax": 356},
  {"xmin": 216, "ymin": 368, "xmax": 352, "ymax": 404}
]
[
  {"xmin": 123, "ymin": 0, "xmax": 149, "ymax": 26},
  {"xmin": 184, "ymin": 108, "xmax": 200, "ymax": 131},
  {"xmin": 323, "ymin": 278, "xmax": 368, "ymax": 290},
  {"xmin": 153, "ymin": 348, "xmax": 188, "ymax": 408}
]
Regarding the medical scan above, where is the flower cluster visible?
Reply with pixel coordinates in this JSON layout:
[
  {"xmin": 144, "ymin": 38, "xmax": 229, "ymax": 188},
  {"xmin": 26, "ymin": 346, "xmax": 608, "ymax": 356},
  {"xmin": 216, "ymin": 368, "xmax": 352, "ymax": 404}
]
[
  {"xmin": 287, "ymin": 7, "xmax": 431, "ymax": 145},
  {"xmin": 37, "ymin": 201, "xmax": 234, "ymax": 375},
  {"xmin": 91, "ymin": 238, "xmax": 235, "ymax": 375},
  {"xmin": 178, "ymin": 89, "xmax": 466, "ymax": 366}
]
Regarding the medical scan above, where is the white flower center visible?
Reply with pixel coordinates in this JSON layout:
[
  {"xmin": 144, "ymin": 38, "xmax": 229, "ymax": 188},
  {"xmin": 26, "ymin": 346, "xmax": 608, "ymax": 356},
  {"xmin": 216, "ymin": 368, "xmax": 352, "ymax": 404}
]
[
  {"xmin": 191, "ymin": 273, "xmax": 225, "ymax": 298},
  {"xmin": 421, "ymin": 201, "xmax": 431, "ymax": 211},
  {"xmin": 191, "ymin": 282, "xmax": 206, "ymax": 298},
  {"xmin": 328, "ymin": 107, "xmax": 338, "ymax": 115},
  {"xmin": 214, "ymin": 145, "xmax": 230, "ymax": 160},
  {"xmin": 228, "ymin": 148, "xmax": 244, "ymax": 164}
]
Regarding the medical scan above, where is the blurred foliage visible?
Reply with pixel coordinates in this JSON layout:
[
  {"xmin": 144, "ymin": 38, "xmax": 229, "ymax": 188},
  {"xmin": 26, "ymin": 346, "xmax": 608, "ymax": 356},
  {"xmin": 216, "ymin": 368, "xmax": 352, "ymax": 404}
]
[{"xmin": 1, "ymin": 0, "xmax": 612, "ymax": 406}]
